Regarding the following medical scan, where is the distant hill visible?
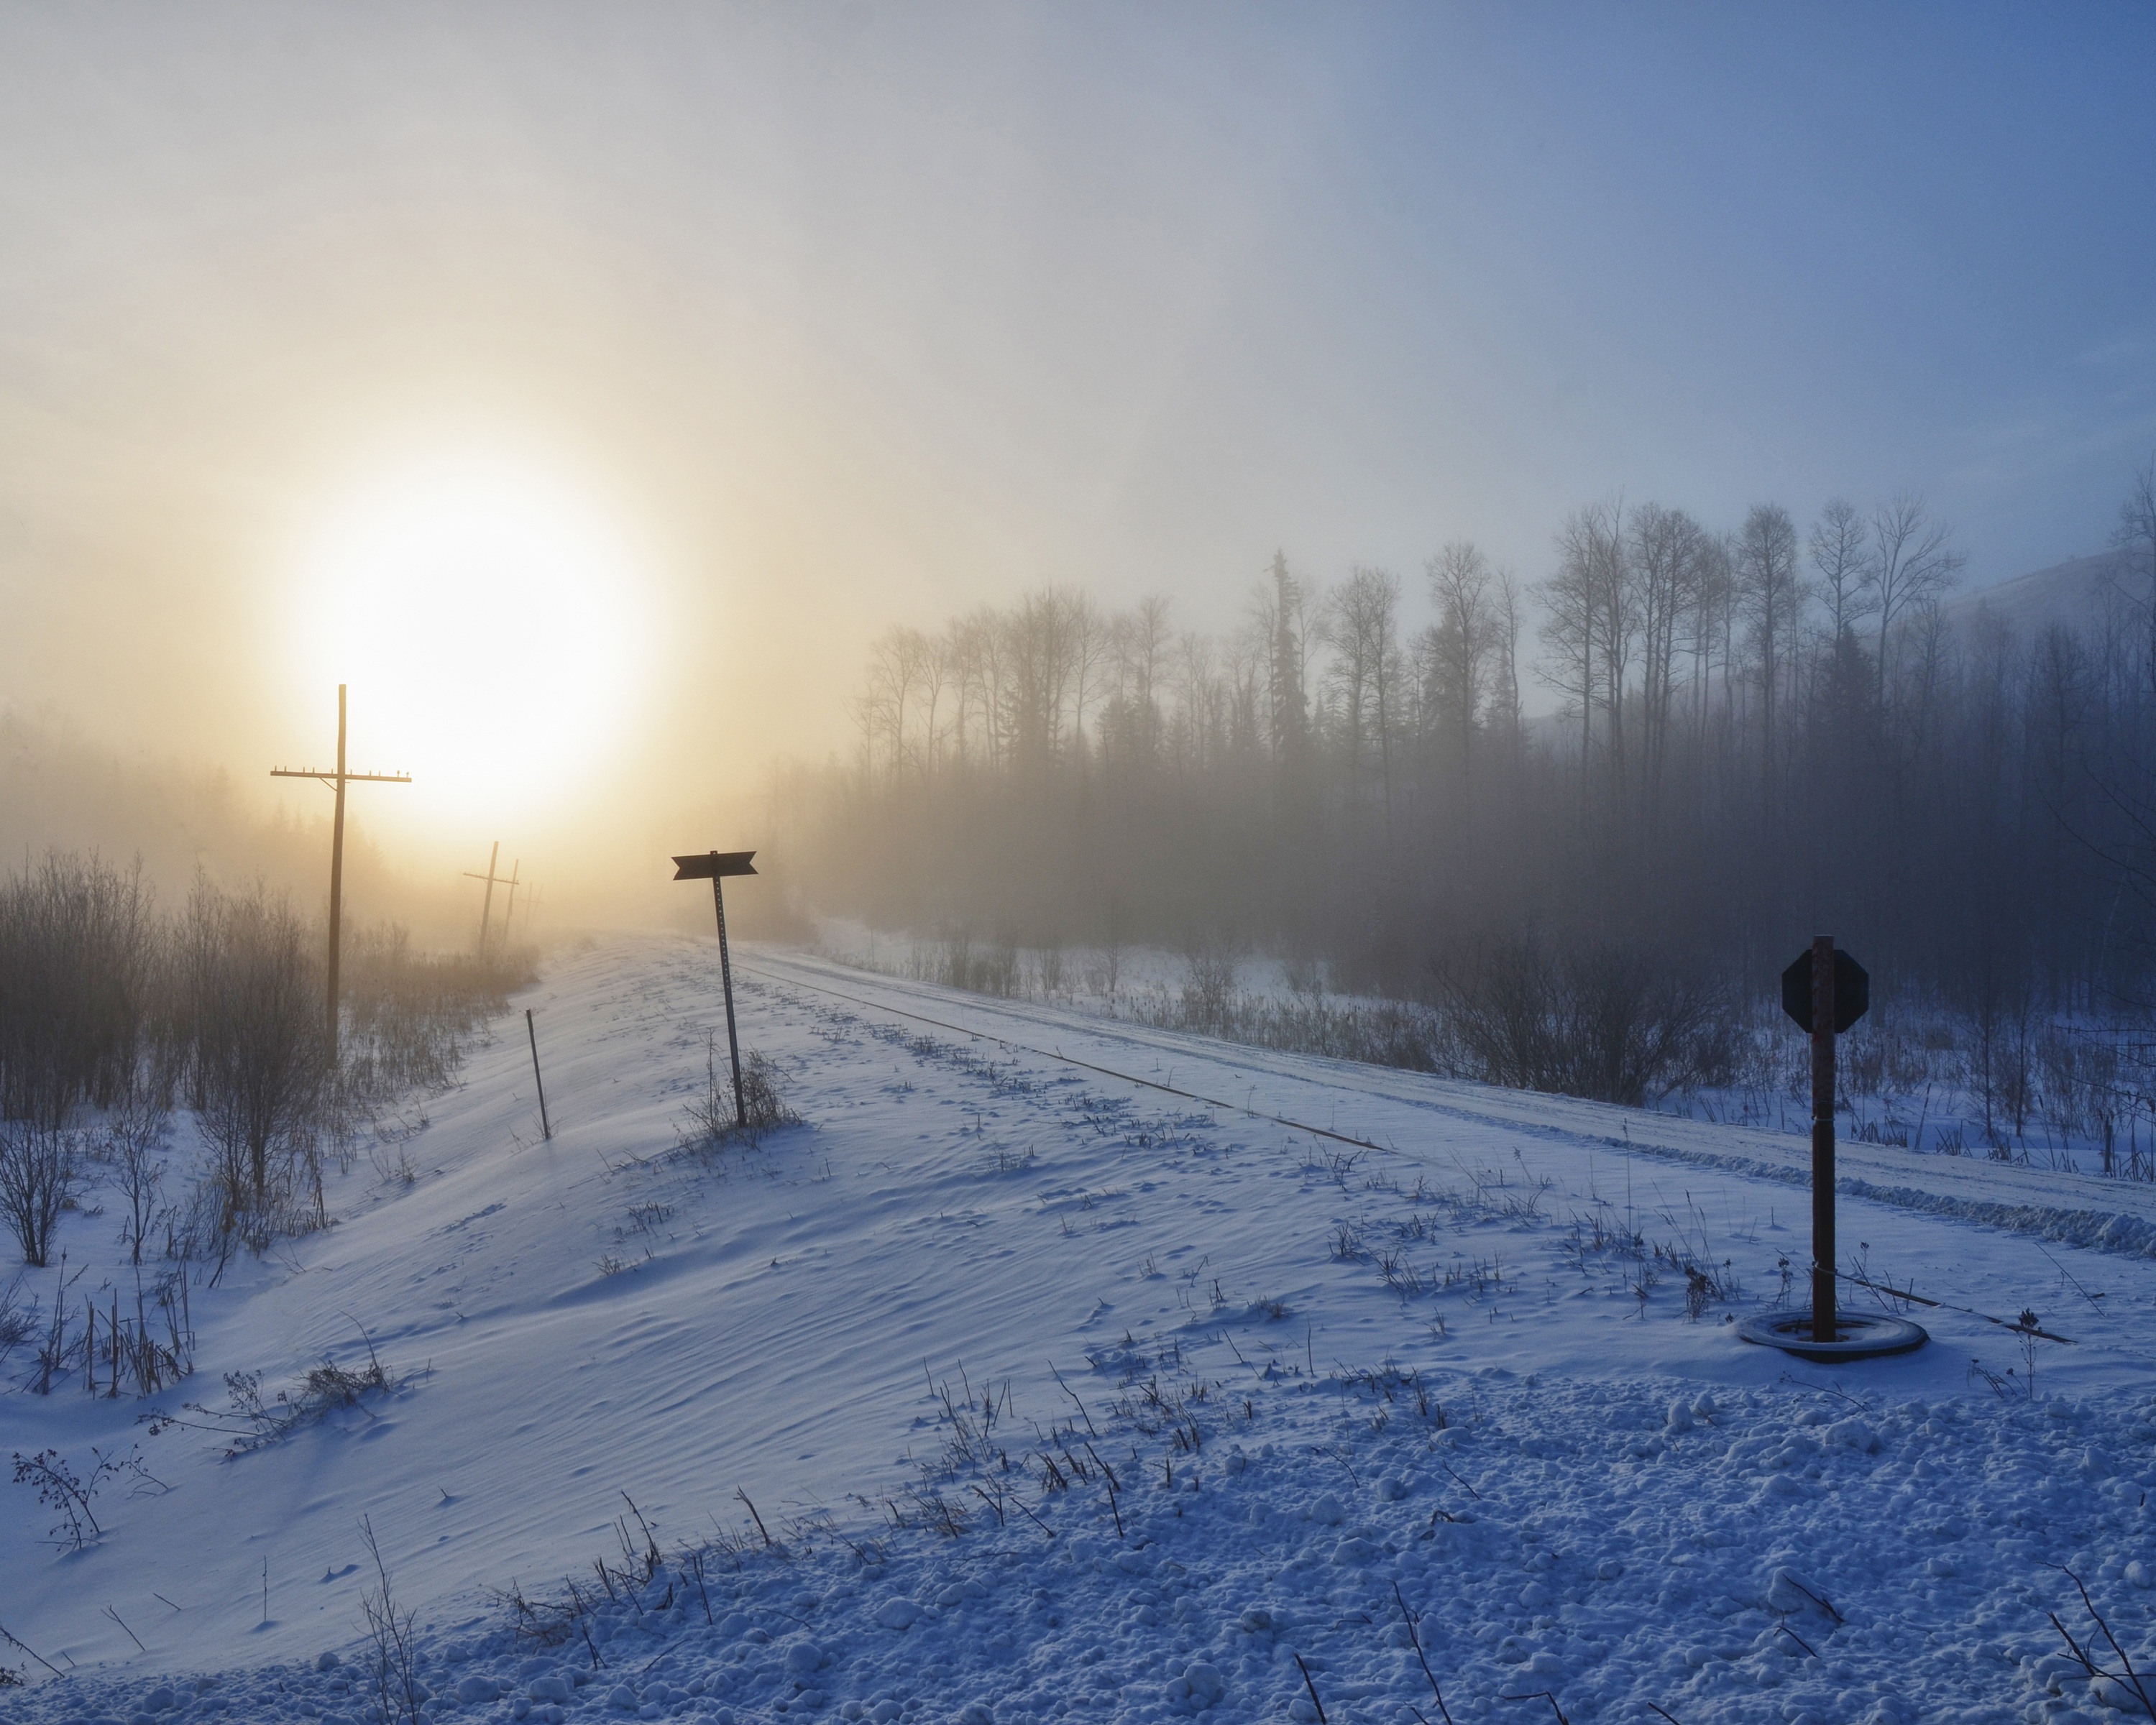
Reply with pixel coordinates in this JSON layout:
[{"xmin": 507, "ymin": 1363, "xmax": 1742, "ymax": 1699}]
[{"xmin": 1943, "ymin": 546, "xmax": 2146, "ymax": 642}]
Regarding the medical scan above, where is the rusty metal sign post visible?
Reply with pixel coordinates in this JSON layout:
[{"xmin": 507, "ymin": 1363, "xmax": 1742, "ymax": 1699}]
[
  {"xmin": 1740, "ymin": 937, "xmax": 1926, "ymax": 1361},
  {"xmin": 672, "ymin": 850, "xmax": 758, "ymax": 1129}
]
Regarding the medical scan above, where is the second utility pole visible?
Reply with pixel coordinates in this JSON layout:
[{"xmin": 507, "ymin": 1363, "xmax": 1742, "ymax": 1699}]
[{"xmin": 464, "ymin": 843, "xmax": 518, "ymax": 954}]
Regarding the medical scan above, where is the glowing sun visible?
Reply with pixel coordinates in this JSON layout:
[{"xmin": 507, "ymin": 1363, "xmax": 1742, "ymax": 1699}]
[{"xmin": 289, "ymin": 457, "xmax": 646, "ymax": 821}]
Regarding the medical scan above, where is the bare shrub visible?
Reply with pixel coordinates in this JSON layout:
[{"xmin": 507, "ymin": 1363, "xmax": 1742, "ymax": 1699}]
[
  {"xmin": 1180, "ymin": 939, "xmax": 1239, "ymax": 1035},
  {"xmin": 0, "ymin": 852, "xmax": 524, "ymax": 1273},
  {"xmin": 178, "ymin": 879, "xmax": 328, "ymax": 1228},
  {"xmin": 735, "ymin": 1051, "xmax": 798, "ymax": 1133},
  {"xmin": 1117, "ymin": 981, "xmax": 1452, "ymax": 1071},
  {"xmin": 0, "ymin": 1275, "xmax": 32, "ymax": 1370},
  {"xmin": 104, "ymin": 1098, "xmax": 168, "ymax": 1265},
  {"xmin": 2045, "ymin": 1563, "xmax": 2155, "ymax": 1719},
  {"xmin": 340, "ymin": 924, "xmax": 534, "ymax": 1103},
  {"xmin": 8, "ymin": 1443, "xmax": 154, "ymax": 1550},
  {"xmin": 925, "ymin": 929, "xmax": 1020, "ymax": 997},
  {"xmin": 147, "ymin": 1333, "xmax": 393, "ymax": 1454},
  {"xmin": 0, "ymin": 852, "xmax": 157, "ymax": 1131},
  {"xmin": 359, "ymin": 1516, "xmax": 423, "ymax": 1725},
  {"xmin": 87, "ymin": 1271, "xmax": 193, "ymax": 1397},
  {"xmin": 1441, "ymin": 938, "xmax": 1736, "ymax": 1107},
  {"xmin": 678, "ymin": 1036, "xmax": 799, "ymax": 1149},
  {"xmin": 0, "ymin": 1124, "xmax": 81, "ymax": 1268}
]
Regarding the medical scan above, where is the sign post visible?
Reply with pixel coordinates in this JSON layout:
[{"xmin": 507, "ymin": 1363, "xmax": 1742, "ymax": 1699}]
[
  {"xmin": 1776, "ymin": 936, "xmax": 1868, "ymax": 1340},
  {"xmin": 1807, "ymin": 936, "xmax": 1840, "ymax": 1340},
  {"xmin": 1742, "ymin": 939, "xmax": 1923, "ymax": 1360},
  {"xmin": 671, "ymin": 850, "xmax": 758, "ymax": 1129}
]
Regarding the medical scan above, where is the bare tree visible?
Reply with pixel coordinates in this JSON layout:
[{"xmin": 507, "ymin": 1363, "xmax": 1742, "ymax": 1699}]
[
  {"xmin": 1809, "ymin": 497, "xmax": 1873, "ymax": 645},
  {"xmin": 1865, "ymin": 494, "xmax": 1964, "ymax": 707},
  {"xmin": 1489, "ymin": 569, "xmax": 1523, "ymax": 763},
  {"xmin": 914, "ymin": 629, "xmax": 948, "ymax": 780},
  {"xmin": 0, "ymin": 853, "xmax": 157, "ymax": 1131},
  {"xmin": 1221, "ymin": 626, "xmax": 1265, "ymax": 763},
  {"xmin": 1738, "ymin": 502, "xmax": 1801, "ymax": 786},
  {"xmin": 106, "ymin": 1099, "xmax": 168, "ymax": 1266},
  {"xmin": 1003, "ymin": 591, "xmax": 1081, "ymax": 774},
  {"xmin": 1171, "ymin": 631, "xmax": 1227, "ymax": 776},
  {"xmin": 1117, "ymin": 597, "xmax": 1173, "ymax": 773},
  {"xmin": 944, "ymin": 614, "xmax": 981, "ymax": 772},
  {"xmin": 949, "ymin": 607, "xmax": 1012, "ymax": 773},
  {"xmin": 1254, "ymin": 551, "xmax": 1312, "ymax": 770},
  {"xmin": 1066, "ymin": 592, "xmax": 1109, "ymax": 776},
  {"xmin": 863, "ymin": 625, "xmax": 931, "ymax": 784},
  {"xmin": 1587, "ymin": 500, "xmax": 1634, "ymax": 801},
  {"xmin": 804, "ymin": 481, "xmax": 2156, "ymax": 1052},
  {"xmin": 183, "ymin": 880, "xmax": 327, "ymax": 1227},
  {"xmin": 0, "ymin": 1123, "xmax": 78, "ymax": 1267},
  {"xmin": 2111, "ymin": 454, "xmax": 2156, "ymax": 696},
  {"xmin": 1686, "ymin": 531, "xmax": 1736, "ymax": 761},
  {"xmin": 1324, "ymin": 568, "xmax": 1404, "ymax": 828},
  {"xmin": 1539, "ymin": 505, "xmax": 1622, "ymax": 800},
  {"xmin": 1421, "ymin": 541, "xmax": 1495, "ymax": 788},
  {"xmin": 1627, "ymin": 503, "xmax": 1705, "ymax": 819}
]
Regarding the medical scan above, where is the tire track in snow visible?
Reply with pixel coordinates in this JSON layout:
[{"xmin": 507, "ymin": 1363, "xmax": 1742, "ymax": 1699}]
[{"xmin": 745, "ymin": 951, "xmax": 2156, "ymax": 1266}]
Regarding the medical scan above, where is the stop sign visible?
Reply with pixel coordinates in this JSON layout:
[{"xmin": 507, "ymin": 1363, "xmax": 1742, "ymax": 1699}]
[{"xmin": 1781, "ymin": 947, "xmax": 1869, "ymax": 1034}]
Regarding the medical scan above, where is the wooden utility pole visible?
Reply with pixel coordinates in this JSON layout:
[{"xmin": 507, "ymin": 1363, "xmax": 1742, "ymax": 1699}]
[
  {"xmin": 499, "ymin": 859, "xmax": 523, "ymax": 946},
  {"xmin": 271, "ymin": 684, "xmax": 410, "ymax": 1061},
  {"xmin": 1810, "ymin": 934, "xmax": 1837, "ymax": 1343},
  {"xmin": 463, "ymin": 843, "xmax": 518, "ymax": 955}
]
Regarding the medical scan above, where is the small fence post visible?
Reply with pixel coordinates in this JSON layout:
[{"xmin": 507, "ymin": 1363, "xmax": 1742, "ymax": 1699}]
[{"xmin": 526, "ymin": 1008, "xmax": 551, "ymax": 1140}]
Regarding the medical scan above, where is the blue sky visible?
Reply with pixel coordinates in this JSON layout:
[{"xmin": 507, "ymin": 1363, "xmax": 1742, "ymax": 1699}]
[{"xmin": 1324, "ymin": 3, "xmax": 2156, "ymax": 574}]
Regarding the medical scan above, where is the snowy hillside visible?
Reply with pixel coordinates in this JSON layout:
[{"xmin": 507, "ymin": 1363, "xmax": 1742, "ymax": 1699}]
[
  {"xmin": 4, "ymin": 936, "xmax": 2156, "ymax": 1724},
  {"xmin": 1944, "ymin": 548, "xmax": 2140, "ymax": 643}
]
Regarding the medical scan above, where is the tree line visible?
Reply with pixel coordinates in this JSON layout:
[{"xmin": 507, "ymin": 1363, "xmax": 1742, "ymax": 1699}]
[{"xmin": 786, "ymin": 472, "xmax": 2156, "ymax": 1025}]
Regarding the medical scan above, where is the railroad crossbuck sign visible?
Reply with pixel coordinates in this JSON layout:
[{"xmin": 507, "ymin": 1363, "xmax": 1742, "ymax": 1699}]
[
  {"xmin": 672, "ymin": 851, "xmax": 758, "ymax": 1130},
  {"xmin": 1741, "ymin": 938, "xmax": 1926, "ymax": 1362}
]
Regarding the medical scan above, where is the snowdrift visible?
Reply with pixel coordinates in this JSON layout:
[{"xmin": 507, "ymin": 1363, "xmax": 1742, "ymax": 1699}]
[{"xmin": 3, "ymin": 936, "xmax": 2154, "ymax": 1724}]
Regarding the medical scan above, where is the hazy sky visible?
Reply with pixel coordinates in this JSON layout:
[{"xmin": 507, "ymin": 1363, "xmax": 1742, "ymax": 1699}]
[{"xmin": 2, "ymin": 4, "xmax": 2152, "ymax": 891}]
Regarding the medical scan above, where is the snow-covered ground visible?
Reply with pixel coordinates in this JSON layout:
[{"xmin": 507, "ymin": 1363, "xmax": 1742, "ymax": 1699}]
[
  {"xmin": 817, "ymin": 922, "xmax": 2156, "ymax": 1174},
  {"xmin": 4, "ymin": 935, "xmax": 2156, "ymax": 1724}
]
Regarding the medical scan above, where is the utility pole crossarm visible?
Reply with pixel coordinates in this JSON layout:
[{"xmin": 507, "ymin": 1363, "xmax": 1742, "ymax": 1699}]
[
  {"xmin": 464, "ymin": 842, "xmax": 516, "ymax": 954},
  {"xmin": 270, "ymin": 686, "xmax": 410, "ymax": 1062},
  {"xmin": 467, "ymin": 841, "xmax": 508, "ymax": 957}
]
